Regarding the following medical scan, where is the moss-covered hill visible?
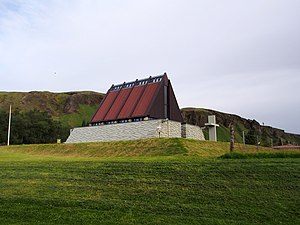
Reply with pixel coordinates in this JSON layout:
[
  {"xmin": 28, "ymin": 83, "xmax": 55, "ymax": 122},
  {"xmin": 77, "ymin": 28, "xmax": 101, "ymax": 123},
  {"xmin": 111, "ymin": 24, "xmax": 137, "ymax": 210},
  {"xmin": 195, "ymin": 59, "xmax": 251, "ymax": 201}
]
[
  {"xmin": 1, "ymin": 91, "xmax": 299, "ymax": 145},
  {"xmin": 181, "ymin": 108, "xmax": 300, "ymax": 146},
  {"xmin": 0, "ymin": 91, "xmax": 104, "ymax": 127}
]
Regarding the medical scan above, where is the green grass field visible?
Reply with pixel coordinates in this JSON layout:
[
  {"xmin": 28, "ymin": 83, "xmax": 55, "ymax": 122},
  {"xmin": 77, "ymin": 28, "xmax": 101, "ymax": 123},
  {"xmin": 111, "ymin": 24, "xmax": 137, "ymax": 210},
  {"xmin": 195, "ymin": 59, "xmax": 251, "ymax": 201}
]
[{"xmin": 0, "ymin": 139, "xmax": 299, "ymax": 224}]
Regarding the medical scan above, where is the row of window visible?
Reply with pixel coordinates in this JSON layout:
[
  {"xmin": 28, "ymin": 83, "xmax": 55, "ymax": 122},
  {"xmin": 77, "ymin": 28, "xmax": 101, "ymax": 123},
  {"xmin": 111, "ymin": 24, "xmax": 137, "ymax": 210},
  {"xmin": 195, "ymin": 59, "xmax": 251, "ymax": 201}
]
[
  {"xmin": 111, "ymin": 76, "xmax": 163, "ymax": 91},
  {"xmin": 91, "ymin": 117, "xmax": 151, "ymax": 126},
  {"xmin": 125, "ymin": 83, "xmax": 135, "ymax": 88},
  {"xmin": 136, "ymin": 80, "xmax": 148, "ymax": 86},
  {"xmin": 151, "ymin": 77, "xmax": 162, "ymax": 83},
  {"xmin": 111, "ymin": 85, "xmax": 123, "ymax": 91}
]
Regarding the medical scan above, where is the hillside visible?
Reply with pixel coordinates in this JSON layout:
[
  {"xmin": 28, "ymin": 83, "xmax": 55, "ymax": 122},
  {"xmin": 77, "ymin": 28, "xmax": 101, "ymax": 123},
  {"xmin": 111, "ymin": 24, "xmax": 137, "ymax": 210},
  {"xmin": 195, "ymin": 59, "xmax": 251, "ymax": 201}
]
[
  {"xmin": 2, "ymin": 138, "xmax": 299, "ymax": 159},
  {"xmin": 1, "ymin": 91, "xmax": 299, "ymax": 145},
  {"xmin": 181, "ymin": 108, "xmax": 300, "ymax": 146},
  {"xmin": 0, "ymin": 91, "xmax": 104, "ymax": 127},
  {"xmin": 0, "ymin": 138, "xmax": 276, "ymax": 158}
]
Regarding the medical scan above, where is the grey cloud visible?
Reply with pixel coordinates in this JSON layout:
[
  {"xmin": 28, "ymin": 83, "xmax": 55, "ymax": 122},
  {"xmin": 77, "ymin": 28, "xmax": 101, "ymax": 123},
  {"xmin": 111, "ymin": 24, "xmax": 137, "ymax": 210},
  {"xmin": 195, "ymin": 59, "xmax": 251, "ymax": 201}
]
[{"xmin": 0, "ymin": 0, "xmax": 299, "ymax": 133}]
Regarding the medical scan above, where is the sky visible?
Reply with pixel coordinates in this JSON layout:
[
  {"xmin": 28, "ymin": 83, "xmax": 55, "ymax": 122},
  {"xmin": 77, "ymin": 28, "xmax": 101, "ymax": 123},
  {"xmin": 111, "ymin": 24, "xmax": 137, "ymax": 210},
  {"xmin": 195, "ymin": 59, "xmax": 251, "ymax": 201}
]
[{"xmin": 0, "ymin": 0, "xmax": 300, "ymax": 134}]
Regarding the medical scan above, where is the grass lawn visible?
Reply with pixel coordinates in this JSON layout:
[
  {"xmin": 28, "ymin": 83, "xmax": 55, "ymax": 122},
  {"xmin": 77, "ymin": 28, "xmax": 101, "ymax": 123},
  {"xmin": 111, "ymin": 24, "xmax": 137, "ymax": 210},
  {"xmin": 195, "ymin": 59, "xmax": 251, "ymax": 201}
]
[{"xmin": 0, "ymin": 139, "xmax": 299, "ymax": 224}]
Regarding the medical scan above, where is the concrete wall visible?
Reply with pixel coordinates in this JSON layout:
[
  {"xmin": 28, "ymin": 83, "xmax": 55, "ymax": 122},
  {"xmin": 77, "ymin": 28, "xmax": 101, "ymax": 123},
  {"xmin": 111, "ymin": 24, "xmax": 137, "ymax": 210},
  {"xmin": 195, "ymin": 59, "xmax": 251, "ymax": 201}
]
[
  {"xmin": 181, "ymin": 123, "xmax": 205, "ymax": 140},
  {"xmin": 66, "ymin": 119, "xmax": 182, "ymax": 143}
]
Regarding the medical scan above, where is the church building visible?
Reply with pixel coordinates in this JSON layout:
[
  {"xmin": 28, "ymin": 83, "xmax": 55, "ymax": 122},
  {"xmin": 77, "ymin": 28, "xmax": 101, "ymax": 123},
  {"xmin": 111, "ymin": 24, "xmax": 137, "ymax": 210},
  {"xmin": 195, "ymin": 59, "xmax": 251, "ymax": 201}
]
[{"xmin": 66, "ymin": 73, "xmax": 204, "ymax": 143}]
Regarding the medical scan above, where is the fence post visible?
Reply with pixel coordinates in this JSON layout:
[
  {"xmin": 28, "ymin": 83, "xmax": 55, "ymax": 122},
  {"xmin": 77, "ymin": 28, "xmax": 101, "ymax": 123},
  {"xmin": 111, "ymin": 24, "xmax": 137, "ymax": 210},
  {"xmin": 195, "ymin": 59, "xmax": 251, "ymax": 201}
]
[
  {"xmin": 242, "ymin": 131, "xmax": 245, "ymax": 146},
  {"xmin": 230, "ymin": 124, "xmax": 234, "ymax": 153}
]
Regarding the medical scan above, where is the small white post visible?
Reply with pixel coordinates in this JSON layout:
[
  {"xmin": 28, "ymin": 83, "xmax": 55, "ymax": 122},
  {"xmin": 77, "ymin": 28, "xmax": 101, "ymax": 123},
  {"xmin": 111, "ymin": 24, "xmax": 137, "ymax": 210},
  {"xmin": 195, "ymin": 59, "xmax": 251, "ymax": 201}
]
[
  {"xmin": 156, "ymin": 126, "xmax": 162, "ymax": 138},
  {"xmin": 7, "ymin": 105, "xmax": 12, "ymax": 146}
]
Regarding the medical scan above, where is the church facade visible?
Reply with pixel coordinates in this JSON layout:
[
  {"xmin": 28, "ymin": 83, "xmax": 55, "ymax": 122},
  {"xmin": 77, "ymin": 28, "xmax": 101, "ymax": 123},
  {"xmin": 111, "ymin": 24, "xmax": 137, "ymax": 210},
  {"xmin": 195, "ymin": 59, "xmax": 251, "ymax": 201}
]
[{"xmin": 66, "ymin": 73, "xmax": 204, "ymax": 143}]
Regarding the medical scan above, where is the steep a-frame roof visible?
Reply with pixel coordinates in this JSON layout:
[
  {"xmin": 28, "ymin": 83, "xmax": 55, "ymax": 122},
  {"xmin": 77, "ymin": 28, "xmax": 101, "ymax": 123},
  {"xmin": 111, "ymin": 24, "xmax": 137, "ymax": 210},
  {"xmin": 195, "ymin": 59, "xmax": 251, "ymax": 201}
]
[{"xmin": 90, "ymin": 73, "xmax": 183, "ymax": 124}]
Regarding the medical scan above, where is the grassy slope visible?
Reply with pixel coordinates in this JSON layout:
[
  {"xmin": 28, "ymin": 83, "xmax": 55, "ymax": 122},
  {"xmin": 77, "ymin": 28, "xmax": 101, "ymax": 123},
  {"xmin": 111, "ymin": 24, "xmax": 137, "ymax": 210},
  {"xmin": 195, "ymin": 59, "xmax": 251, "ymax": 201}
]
[
  {"xmin": 182, "ymin": 107, "xmax": 300, "ymax": 145},
  {"xmin": 182, "ymin": 108, "xmax": 245, "ymax": 142},
  {"xmin": 59, "ymin": 104, "xmax": 99, "ymax": 127},
  {"xmin": 0, "ymin": 138, "xmax": 280, "ymax": 158},
  {"xmin": 0, "ymin": 139, "xmax": 299, "ymax": 225},
  {"xmin": 0, "ymin": 91, "xmax": 103, "ymax": 128}
]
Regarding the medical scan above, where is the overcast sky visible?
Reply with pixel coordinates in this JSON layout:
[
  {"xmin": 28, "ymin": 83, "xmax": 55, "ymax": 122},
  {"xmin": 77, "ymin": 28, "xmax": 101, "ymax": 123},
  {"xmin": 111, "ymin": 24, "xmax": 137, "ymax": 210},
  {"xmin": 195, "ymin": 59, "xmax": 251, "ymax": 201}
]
[{"xmin": 0, "ymin": 0, "xmax": 300, "ymax": 134}]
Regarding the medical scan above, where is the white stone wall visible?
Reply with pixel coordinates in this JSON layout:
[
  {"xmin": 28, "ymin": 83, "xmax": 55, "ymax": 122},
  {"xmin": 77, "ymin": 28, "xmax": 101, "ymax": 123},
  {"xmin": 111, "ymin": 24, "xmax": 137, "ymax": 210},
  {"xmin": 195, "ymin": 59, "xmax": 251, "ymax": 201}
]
[
  {"xmin": 181, "ymin": 123, "xmax": 205, "ymax": 140},
  {"xmin": 66, "ymin": 119, "xmax": 182, "ymax": 143},
  {"xmin": 158, "ymin": 119, "xmax": 182, "ymax": 138}
]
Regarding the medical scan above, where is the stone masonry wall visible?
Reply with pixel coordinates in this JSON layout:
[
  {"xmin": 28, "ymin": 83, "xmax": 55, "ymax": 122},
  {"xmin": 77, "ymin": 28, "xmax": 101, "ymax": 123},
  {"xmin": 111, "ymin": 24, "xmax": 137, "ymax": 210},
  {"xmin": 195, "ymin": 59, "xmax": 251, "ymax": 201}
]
[
  {"xmin": 66, "ymin": 119, "xmax": 182, "ymax": 143},
  {"xmin": 181, "ymin": 123, "xmax": 205, "ymax": 140},
  {"xmin": 158, "ymin": 119, "xmax": 182, "ymax": 138}
]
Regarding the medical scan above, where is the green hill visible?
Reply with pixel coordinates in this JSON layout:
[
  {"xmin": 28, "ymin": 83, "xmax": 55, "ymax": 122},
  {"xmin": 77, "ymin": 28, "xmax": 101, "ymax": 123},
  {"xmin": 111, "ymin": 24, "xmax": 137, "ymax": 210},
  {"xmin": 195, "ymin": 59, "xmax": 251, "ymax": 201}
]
[
  {"xmin": 1, "ymin": 91, "xmax": 299, "ymax": 146},
  {"xmin": 0, "ymin": 91, "xmax": 104, "ymax": 127},
  {"xmin": 0, "ymin": 138, "xmax": 275, "ymax": 158},
  {"xmin": 2, "ymin": 138, "xmax": 299, "ymax": 159},
  {"xmin": 182, "ymin": 108, "xmax": 300, "ymax": 146}
]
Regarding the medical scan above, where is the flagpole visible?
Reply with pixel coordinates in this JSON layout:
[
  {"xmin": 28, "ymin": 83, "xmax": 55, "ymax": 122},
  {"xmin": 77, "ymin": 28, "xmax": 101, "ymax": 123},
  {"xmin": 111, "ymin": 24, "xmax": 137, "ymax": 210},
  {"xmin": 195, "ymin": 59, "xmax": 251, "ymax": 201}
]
[{"xmin": 7, "ymin": 105, "xmax": 11, "ymax": 146}]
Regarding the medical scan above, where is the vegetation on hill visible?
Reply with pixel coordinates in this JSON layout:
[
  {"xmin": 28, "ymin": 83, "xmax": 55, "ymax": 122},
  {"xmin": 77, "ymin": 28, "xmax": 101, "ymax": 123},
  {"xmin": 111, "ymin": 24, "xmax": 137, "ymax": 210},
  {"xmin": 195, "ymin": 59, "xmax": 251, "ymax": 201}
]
[
  {"xmin": 0, "ymin": 91, "xmax": 104, "ymax": 127},
  {"xmin": 181, "ymin": 107, "xmax": 300, "ymax": 146},
  {"xmin": 1, "ymin": 91, "xmax": 299, "ymax": 145},
  {"xmin": 0, "ymin": 91, "xmax": 104, "ymax": 144},
  {"xmin": 0, "ymin": 110, "xmax": 69, "ymax": 145},
  {"xmin": 1, "ymin": 138, "xmax": 281, "ymax": 158},
  {"xmin": 0, "ymin": 139, "xmax": 299, "ymax": 224}
]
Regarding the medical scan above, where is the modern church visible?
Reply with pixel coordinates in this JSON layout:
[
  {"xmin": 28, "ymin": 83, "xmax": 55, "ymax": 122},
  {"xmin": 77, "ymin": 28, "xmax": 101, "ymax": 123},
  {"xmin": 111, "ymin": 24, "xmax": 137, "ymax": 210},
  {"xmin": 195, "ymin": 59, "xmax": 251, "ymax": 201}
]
[{"xmin": 66, "ymin": 73, "xmax": 204, "ymax": 143}]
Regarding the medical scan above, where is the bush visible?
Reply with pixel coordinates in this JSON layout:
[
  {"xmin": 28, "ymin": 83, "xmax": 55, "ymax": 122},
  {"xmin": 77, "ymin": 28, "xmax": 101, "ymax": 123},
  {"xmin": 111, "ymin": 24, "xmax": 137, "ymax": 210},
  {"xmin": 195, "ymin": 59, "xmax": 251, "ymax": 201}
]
[{"xmin": 0, "ymin": 110, "xmax": 69, "ymax": 144}]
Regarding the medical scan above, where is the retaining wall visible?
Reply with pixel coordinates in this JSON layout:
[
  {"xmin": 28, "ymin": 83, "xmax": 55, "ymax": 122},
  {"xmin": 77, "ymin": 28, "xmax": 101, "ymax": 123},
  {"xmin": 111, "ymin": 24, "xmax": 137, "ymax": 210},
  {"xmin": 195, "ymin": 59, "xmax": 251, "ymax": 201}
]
[
  {"xmin": 181, "ymin": 123, "xmax": 205, "ymax": 140},
  {"xmin": 66, "ymin": 119, "xmax": 182, "ymax": 143}
]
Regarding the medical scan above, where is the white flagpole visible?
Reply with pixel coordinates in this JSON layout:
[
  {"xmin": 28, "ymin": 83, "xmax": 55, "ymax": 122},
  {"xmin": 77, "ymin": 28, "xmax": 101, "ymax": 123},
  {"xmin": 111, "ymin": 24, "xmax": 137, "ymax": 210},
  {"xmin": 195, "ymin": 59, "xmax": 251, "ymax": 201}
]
[{"xmin": 7, "ymin": 105, "xmax": 11, "ymax": 146}]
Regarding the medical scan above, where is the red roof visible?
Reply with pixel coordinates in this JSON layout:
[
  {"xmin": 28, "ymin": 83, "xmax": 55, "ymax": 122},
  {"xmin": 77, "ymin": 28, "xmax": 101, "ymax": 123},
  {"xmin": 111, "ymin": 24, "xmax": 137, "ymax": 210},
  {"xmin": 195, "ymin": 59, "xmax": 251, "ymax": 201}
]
[
  {"xmin": 104, "ymin": 88, "xmax": 132, "ymax": 121},
  {"xmin": 91, "ymin": 90, "xmax": 119, "ymax": 121},
  {"xmin": 117, "ymin": 85, "xmax": 144, "ymax": 119},
  {"xmin": 90, "ymin": 73, "xmax": 183, "ymax": 124},
  {"xmin": 132, "ymin": 82, "xmax": 160, "ymax": 117}
]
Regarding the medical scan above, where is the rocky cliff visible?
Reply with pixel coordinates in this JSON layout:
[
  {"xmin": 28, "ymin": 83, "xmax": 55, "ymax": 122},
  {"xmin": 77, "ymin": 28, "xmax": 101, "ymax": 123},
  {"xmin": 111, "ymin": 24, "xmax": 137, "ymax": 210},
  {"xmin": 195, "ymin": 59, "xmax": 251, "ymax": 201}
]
[{"xmin": 181, "ymin": 108, "xmax": 300, "ymax": 146}]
